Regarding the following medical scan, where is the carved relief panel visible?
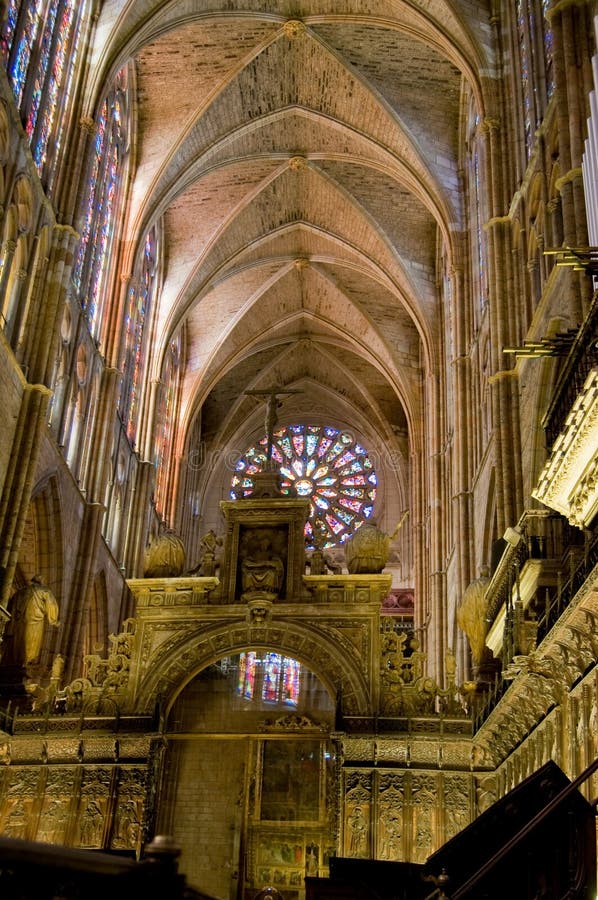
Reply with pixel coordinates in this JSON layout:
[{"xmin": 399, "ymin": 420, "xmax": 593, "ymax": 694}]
[{"xmin": 343, "ymin": 771, "xmax": 372, "ymax": 858}]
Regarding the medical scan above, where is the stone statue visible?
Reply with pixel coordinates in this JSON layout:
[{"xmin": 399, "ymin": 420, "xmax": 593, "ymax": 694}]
[
  {"xmin": 306, "ymin": 545, "xmax": 343, "ymax": 575},
  {"xmin": 195, "ymin": 528, "xmax": 223, "ymax": 576},
  {"xmin": 456, "ymin": 568, "xmax": 491, "ymax": 670},
  {"xmin": 245, "ymin": 387, "xmax": 302, "ymax": 461},
  {"xmin": 344, "ymin": 521, "xmax": 390, "ymax": 574},
  {"xmin": 143, "ymin": 528, "xmax": 186, "ymax": 577},
  {"xmin": 5, "ymin": 575, "xmax": 60, "ymax": 668},
  {"xmin": 240, "ymin": 529, "xmax": 285, "ymax": 600}
]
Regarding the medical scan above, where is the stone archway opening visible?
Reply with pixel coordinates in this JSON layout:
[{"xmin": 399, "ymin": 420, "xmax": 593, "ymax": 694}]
[{"xmin": 156, "ymin": 651, "xmax": 337, "ymax": 900}]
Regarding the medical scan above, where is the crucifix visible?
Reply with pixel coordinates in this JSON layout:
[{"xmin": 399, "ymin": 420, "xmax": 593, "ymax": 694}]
[{"xmin": 245, "ymin": 387, "xmax": 303, "ymax": 461}]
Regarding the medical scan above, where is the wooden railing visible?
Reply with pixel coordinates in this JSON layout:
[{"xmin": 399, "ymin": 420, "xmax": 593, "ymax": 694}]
[
  {"xmin": 439, "ymin": 756, "xmax": 598, "ymax": 899},
  {"xmin": 542, "ymin": 288, "xmax": 598, "ymax": 450},
  {"xmin": 0, "ymin": 832, "xmax": 215, "ymax": 899}
]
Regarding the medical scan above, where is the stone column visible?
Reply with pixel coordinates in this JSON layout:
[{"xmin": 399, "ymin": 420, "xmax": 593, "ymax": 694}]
[
  {"xmin": 547, "ymin": 0, "xmax": 594, "ymax": 317},
  {"xmin": 123, "ymin": 460, "xmax": 155, "ymax": 582},
  {"xmin": 85, "ymin": 366, "xmax": 121, "ymax": 503},
  {"xmin": 0, "ymin": 238, "xmax": 16, "ymax": 311},
  {"xmin": 0, "ymin": 382, "xmax": 52, "ymax": 606},
  {"xmin": 61, "ymin": 500, "xmax": 104, "ymax": 682},
  {"xmin": 25, "ymin": 224, "xmax": 78, "ymax": 386},
  {"xmin": 426, "ymin": 371, "xmax": 447, "ymax": 681},
  {"xmin": 450, "ymin": 264, "xmax": 474, "ymax": 595}
]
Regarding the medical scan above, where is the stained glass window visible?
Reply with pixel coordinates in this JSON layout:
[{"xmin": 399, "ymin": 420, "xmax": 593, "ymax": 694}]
[
  {"xmin": 2, "ymin": 0, "xmax": 25, "ymax": 66},
  {"xmin": 72, "ymin": 68, "xmax": 128, "ymax": 339},
  {"xmin": 120, "ymin": 228, "xmax": 157, "ymax": 444},
  {"xmin": 153, "ymin": 333, "xmax": 181, "ymax": 515},
  {"xmin": 7, "ymin": 0, "xmax": 42, "ymax": 106},
  {"xmin": 237, "ymin": 652, "xmax": 300, "ymax": 705},
  {"xmin": 231, "ymin": 424, "xmax": 377, "ymax": 548},
  {"xmin": 541, "ymin": 0, "xmax": 554, "ymax": 99},
  {"xmin": 517, "ymin": 0, "xmax": 554, "ymax": 160},
  {"xmin": 4, "ymin": 0, "xmax": 81, "ymax": 183}
]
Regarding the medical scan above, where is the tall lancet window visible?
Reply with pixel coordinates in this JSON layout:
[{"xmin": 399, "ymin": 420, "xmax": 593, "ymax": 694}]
[
  {"xmin": 238, "ymin": 652, "xmax": 301, "ymax": 705},
  {"xmin": 119, "ymin": 227, "xmax": 158, "ymax": 446},
  {"xmin": 153, "ymin": 332, "xmax": 182, "ymax": 517},
  {"xmin": 2, "ymin": 0, "xmax": 83, "ymax": 187},
  {"xmin": 464, "ymin": 92, "xmax": 488, "ymax": 317},
  {"xmin": 72, "ymin": 67, "xmax": 130, "ymax": 344},
  {"xmin": 516, "ymin": 0, "xmax": 554, "ymax": 160}
]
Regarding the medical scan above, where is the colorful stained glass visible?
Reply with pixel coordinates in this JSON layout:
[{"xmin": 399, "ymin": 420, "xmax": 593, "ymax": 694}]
[
  {"xmin": 231, "ymin": 424, "xmax": 377, "ymax": 547},
  {"xmin": 283, "ymin": 658, "xmax": 300, "ymax": 703},
  {"xmin": 153, "ymin": 333, "xmax": 181, "ymax": 515},
  {"xmin": 8, "ymin": 0, "xmax": 42, "ymax": 104},
  {"xmin": 121, "ymin": 229, "xmax": 155, "ymax": 443},
  {"xmin": 25, "ymin": 0, "xmax": 57, "ymax": 139},
  {"xmin": 73, "ymin": 77, "xmax": 126, "ymax": 335},
  {"xmin": 262, "ymin": 652, "xmax": 280, "ymax": 702},
  {"xmin": 32, "ymin": 1, "xmax": 77, "ymax": 173},
  {"xmin": 237, "ymin": 652, "xmax": 300, "ymax": 705},
  {"xmin": 517, "ymin": 1, "xmax": 554, "ymax": 160},
  {"xmin": 541, "ymin": 0, "xmax": 554, "ymax": 99},
  {"xmin": 2, "ymin": 0, "xmax": 21, "ymax": 60},
  {"xmin": 238, "ymin": 651, "xmax": 257, "ymax": 699},
  {"xmin": 4, "ymin": 0, "xmax": 80, "ymax": 182}
]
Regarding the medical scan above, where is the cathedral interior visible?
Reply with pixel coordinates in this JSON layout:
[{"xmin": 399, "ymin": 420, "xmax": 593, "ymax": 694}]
[{"xmin": 0, "ymin": 1, "xmax": 597, "ymax": 898}]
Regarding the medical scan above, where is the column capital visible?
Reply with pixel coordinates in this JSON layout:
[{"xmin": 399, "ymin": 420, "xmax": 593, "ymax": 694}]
[
  {"xmin": 555, "ymin": 167, "xmax": 583, "ymax": 192},
  {"xmin": 79, "ymin": 116, "xmax": 96, "ymax": 135},
  {"xmin": 484, "ymin": 215, "xmax": 511, "ymax": 231},
  {"xmin": 478, "ymin": 117, "xmax": 501, "ymax": 136}
]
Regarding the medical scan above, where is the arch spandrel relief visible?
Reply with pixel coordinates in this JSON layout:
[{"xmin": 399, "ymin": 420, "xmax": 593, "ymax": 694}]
[
  {"xmin": 125, "ymin": 494, "xmax": 390, "ymax": 718},
  {"xmin": 129, "ymin": 616, "xmax": 378, "ymax": 719}
]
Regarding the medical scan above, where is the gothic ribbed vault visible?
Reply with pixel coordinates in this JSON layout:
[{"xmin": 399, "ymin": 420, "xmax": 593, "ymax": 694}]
[{"xmin": 86, "ymin": 1, "xmax": 493, "ymax": 529}]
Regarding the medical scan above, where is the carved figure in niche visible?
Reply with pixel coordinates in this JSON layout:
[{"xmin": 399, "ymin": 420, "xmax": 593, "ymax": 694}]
[
  {"xmin": 456, "ymin": 567, "xmax": 492, "ymax": 677},
  {"xmin": 345, "ymin": 521, "xmax": 390, "ymax": 574},
  {"xmin": 143, "ymin": 527, "xmax": 186, "ymax": 577},
  {"xmin": 5, "ymin": 576, "xmax": 60, "ymax": 669},
  {"xmin": 3, "ymin": 799, "xmax": 28, "ymax": 838},
  {"xmin": 113, "ymin": 798, "xmax": 141, "ymax": 850},
  {"xmin": 78, "ymin": 798, "xmax": 104, "ymax": 846},
  {"xmin": 240, "ymin": 528, "xmax": 285, "ymax": 600},
  {"xmin": 305, "ymin": 842, "xmax": 319, "ymax": 876},
  {"xmin": 347, "ymin": 805, "xmax": 367, "ymax": 856},
  {"xmin": 379, "ymin": 810, "xmax": 401, "ymax": 859},
  {"xmin": 37, "ymin": 798, "xmax": 68, "ymax": 843}
]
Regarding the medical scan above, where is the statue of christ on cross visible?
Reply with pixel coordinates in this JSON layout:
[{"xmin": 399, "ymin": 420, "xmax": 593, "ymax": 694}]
[{"xmin": 245, "ymin": 387, "xmax": 303, "ymax": 461}]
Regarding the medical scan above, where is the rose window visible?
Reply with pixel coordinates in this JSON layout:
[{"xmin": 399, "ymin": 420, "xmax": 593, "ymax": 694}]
[{"xmin": 230, "ymin": 424, "xmax": 377, "ymax": 548}]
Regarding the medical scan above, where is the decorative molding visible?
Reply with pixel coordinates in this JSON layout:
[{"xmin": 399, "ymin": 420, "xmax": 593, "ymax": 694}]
[{"xmin": 533, "ymin": 368, "xmax": 598, "ymax": 527}]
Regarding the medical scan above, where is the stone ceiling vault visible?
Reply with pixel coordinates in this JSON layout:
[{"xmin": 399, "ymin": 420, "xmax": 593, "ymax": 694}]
[{"xmin": 88, "ymin": 1, "xmax": 493, "ymax": 518}]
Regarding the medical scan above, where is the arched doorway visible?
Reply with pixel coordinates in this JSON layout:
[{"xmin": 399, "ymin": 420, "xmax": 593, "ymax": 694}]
[{"xmin": 156, "ymin": 651, "xmax": 337, "ymax": 900}]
